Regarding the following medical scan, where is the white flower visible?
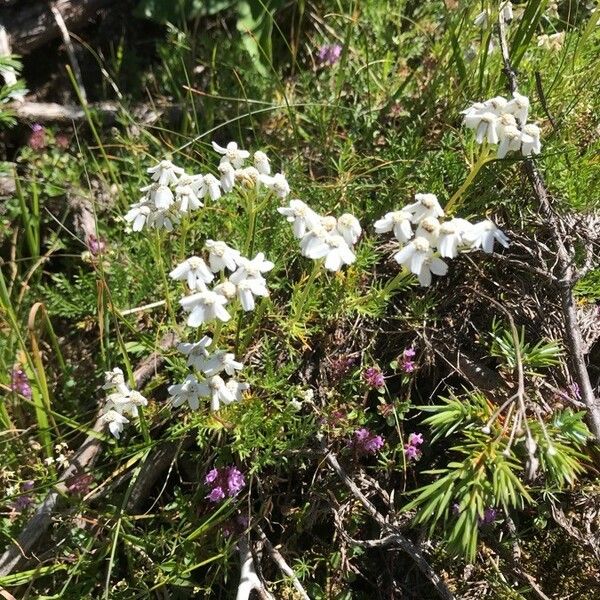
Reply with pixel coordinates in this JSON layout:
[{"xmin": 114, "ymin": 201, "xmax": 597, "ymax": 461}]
[
  {"xmin": 219, "ymin": 161, "xmax": 236, "ymax": 193},
  {"xmin": 501, "ymin": 1, "xmax": 514, "ymax": 22},
  {"xmin": 260, "ymin": 173, "xmax": 290, "ymax": 198},
  {"xmin": 405, "ymin": 194, "xmax": 445, "ymax": 223},
  {"xmin": 124, "ymin": 200, "xmax": 153, "ymax": 232},
  {"xmin": 505, "ymin": 92, "xmax": 529, "ymax": 124},
  {"xmin": 226, "ymin": 379, "xmax": 250, "ymax": 403},
  {"xmin": 168, "ymin": 374, "xmax": 209, "ymax": 410},
  {"xmin": 438, "ymin": 218, "xmax": 473, "ymax": 258},
  {"xmin": 474, "ymin": 9, "xmax": 489, "ymax": 27},
  {"xmin": 393, "ymin": 237, "xmax": 448, "ymax": 287},
  {"xmin": 205, "ymin": 240, "xmax": 241, "ymax": 272},
  {"xmin": 169, "ymin": 256, "xmax": 214, "ymax": 291},
  {"xmin": 178, "ymin": 336, "xmax": 213, "ymax": 369},
  {"xmin": 305, "ymin": 233, "xmax": 356, "ymax": 272},
  {"xmin": 521, "ymin": 123, "xmax": 542, "ymax": 156},
  {"xmin": 139, "ymin": 184, "xmax": 175, "ymax": 210},
  {"xmin": 208, "ymin": 375, "xmax": 236, "ymax": 411},
  {"xmin": 495, "ymin": 112, "xmax": 518, "ymax": 139},
  {"xmin": 103, "ymin": 367, "xmax": 128, "ymax": 395},
  {"xmin": 484, "ymin": 96, "xmax": 509, "ymax": 114},
  {"xmin": 229, "ymin": 252, "xmax": 274, "ymax": 284},
  {"xmin": 203, "ymin": 174, "xmax": 222, "ymax": 201},
  {"xmin": 278, "ymin": 199, "xmax": 321, "ymax": 238},
  {"xmin": 464, "ymin": 110, "xmax": 500, "ymax": 144},
  {"xmin": 236, "ymin": 277, "xmax": 270, "ymax": 311},
  {"xmin": 101, "ymin": 410, "xmax": 130, "ymax": 439},
  {"xmin": 180, "ymin": 290, "xmax": 232, "ymax": 326},
  {"xmin": 106, "ymin": 389, "xmax": 148, "ymax": 418},
  {"xmin": 213, "ymin": 280, "xmax": 238, "ymax": 302},
  {"xmin": 175, "ymin": 184, "xmax": 203, "ymax": 213},
  {"xmin": 374, "ymin": 210, "xmax": 414, "ymax": 243},
  {"xmin": 197, "ymin": 351, "xmax": 244, "ymax": 377},
  {"xmin": 537, "ymin": 32, "xmax": 565, "ymax": 51},
  {"xmin": 497, "ymin": 125, "xmax": 524, "ymax": 158},
  {"xmin": 212, "ymin": 141, "xmax": 250, "ymax": 169},
  {"xmin": 235, "ymin": 167, "xmax": 260, "ymax": 188},
  {"xmin": 415, "ymin": 217, "xmax": 441, "ymax": 247},
  {"xmin": 147, "ymin": 160, "xmax": 184, "ymax": 186},
  {"xmin": 253, "ymin": 151, "xmax": 271, "ymax": 175},
  {"xmin": 336, "ymin": 213, "xmax": 362, "ymax": 246},
  {"xmin": 289, "ymin": 399, "xmax": 302, "ymax": 412},
  {"xmin": 124, "ymin": 200, "xmax": 179, "ymax": 232},
  {"xmin": 463, "ymin": 220, "xmax": 510, "ymax": 253}
]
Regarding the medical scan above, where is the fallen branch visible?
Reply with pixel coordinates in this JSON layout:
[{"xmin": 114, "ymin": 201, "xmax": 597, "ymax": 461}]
[
  {"xmin": 255, "ymin": 525, "xmax": 311, "ymax": 600},
  {"xmin": 236, "ymin": 536, "xmax": 274, "ymax": 600},
  {"xmin": 497, "ymin": 13, "xmax": 600, "ymax": 440},
  {"xmin": 325, "ymin": 452, "xmax": 455, "ymax": 600},
  {"xmin": 0, "ymin": 333, "xmax": 177, "ymax": 576}
]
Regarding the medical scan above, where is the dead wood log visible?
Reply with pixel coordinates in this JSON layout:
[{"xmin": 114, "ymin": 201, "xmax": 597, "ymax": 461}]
[{"xmin": 2, "ymin": 0, "xmax": 116, "ymax": 56}]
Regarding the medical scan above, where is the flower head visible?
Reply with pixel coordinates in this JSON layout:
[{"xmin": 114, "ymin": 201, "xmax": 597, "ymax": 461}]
[
  {"xmin": 205, "ymin": 240, "xmax": 241, "ymax": 273},
  {"xmin": 278, "ymin": 199, "xmax": 321, "ymax": 238},
  {"xmin": 147, "ymin": 159, "xmax": 184, "ymax": 186},
  {"xmin": 180, "ymin": 290, "xmax": 232, "ymax": 326},
  {"xmin": 317, "ymin": 44, "xmax": 342, "ymax": 67},
  {"xmin": 212, "ymin": 141, "xmax": 250, "ymax": 169},
  {"xmin": 401, "ymin": 348, "xmax": 417, "ymax": 373},
  {"xmin": 374, "ymin": 210, "xmax": 414, "ymax": 243},
  {"xmin": 205, "ymin": 466, "xmax": 246, "ymax": 502},
  {"xmin": 10, "ymin": 368, "xmax": 32, "ymax": 399},
  {"xmin": 405, "ymin": 194, "xmax": 444, "ymax": 223},
  {"xmin": 351, "ymin": 428, "xmax": 384, "ymax": 455},
  {"xmin": 178, "ymin": 336, "xmax": 213, "ymax": 370},
  {"xmin": 169, "ymin": 256, "xmax": 214, "ymax": 291},
  {"xmin": 168, "ymin": 374, "xmax": 210, "ymax": 411},
  {"xmin": 362, "ymin": 367, "xmax": 385, "ymax": 388}
]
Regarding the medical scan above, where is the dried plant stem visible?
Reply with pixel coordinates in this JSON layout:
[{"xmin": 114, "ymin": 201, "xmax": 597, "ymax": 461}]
[
  {"xmin": 325, "ymin": 452, "xmax": 455, "ymax": 600},
  {"xmin": 236, "ymin": 537, "xmax": 274, "ymax": 600},
  {"xmin": 497, "ymin": 13, "xmax": 600, "ymax": 440},
  {"xmin": 256, "ymin": 525, "xmax": 311, "ymax": 600}
]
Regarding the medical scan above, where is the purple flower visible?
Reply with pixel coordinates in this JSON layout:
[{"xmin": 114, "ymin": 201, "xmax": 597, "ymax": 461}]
[
  {"xmin": 10, "ymin": 368, "xmax": 32, "ymax": 399},
  {"xmin": 351, "ymin": 427, "xmax": 385, "ymax": 455},
  {"xmin": 362, "ymin": 367, "xmax": 385, "ymax": 388},
  {"xmin": 404, "ymin": 444, "xmax": 419, "ymax": 460},
  {"xmin": 28, "ymin": 123, "xmax": 46, "ymax": 150},
  {"xmin": 401, "ymin": 347, "xmax": 416, "ymax": 373},
  {"xmin": 11, "ymin": 481, "xmax": 35, "ymax": 511},
  {"xmin": 87, "ymin": 235, "xmax": 107, "ymax": 256},
  {"xmin": 317, "ymin": 44, "xmax": 342, "ymax": 67},
  {"xmin": 408, "ymin": 432, "xmax": 423, "ymax": 447},
  {"xmin": 66, "ymin": 473, "xmax": 93, "ymax": 495},
  {"xmin": 405, "ymin": 431, "xmax": 424, "ymax": 461},
  {"xmin": 479, "ymin": 507, "xmax": 497, "ymax": 525},
  {"xmin": 205, "ymin": 466, "xmax": 245, "ymax": 503}
]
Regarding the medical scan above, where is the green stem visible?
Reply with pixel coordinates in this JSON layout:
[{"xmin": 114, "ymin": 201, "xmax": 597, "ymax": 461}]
[
  {"xmin": 445, "ymin": 146, "xmax": 494, "ymax": 213},
  {"xmin": 154, "ymin": 231, "xmax": 175, "ymax": 323},
  {"xmin": 293, "ymin": 260, "xmax": 322, "ymax": 321}
]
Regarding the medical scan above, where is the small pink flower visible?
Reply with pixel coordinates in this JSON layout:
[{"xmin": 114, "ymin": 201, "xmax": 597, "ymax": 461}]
[{"xmin": 362, "ymin": 367, "xmax": 385, "ymax": 388}]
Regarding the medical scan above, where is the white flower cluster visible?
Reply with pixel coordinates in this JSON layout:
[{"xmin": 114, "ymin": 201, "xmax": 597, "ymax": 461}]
[
  {"xmin": 168, "ymin": 336, "xmax": 249, "ymax": 412},
  {"xmin": 277, "ymin": 199, "xmax": 361, "ymax": 272},
  {"xmin": 100, "ymin": 367, "xmax": 148, "ymax": 438},
  {"xmin": 172, "ymin": 243, "xmax": 274, "ymax": 326},
  {"xmin": 462, "ymin": 93, "xmax": 542, "ymax": 159},
  {"xmin": 374, "ymin": 193, "xmax": 509, "ymax": 286},
  {"xmin": 124, "ymin": 143, "xmax": 290, "ymax": 232}
]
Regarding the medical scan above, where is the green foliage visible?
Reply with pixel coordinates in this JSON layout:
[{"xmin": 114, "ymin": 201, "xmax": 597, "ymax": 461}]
[{"xmin": 489, "ymin": 318, "xmax": 562, "ymax": 375}]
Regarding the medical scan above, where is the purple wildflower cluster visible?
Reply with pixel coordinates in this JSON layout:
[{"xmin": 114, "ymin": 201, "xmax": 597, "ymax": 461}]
[
  {"xmin": 205, "ymin": 466, "xmax": 245, "ymax": 503},
  {"xmin": 404, "ymin": 432, "xmax": 424, "ymax": 460},
  {"xmin": 328, "ymin": 355, "xmax": 356, "ymax": 381},
  {"xmin": 28, "ymin": 123, "xmax": 46, "ymax": 150},
  {"xmin": 87, "ymin": 235, "xmax": 107, "ymax": 256},
  {"xmin": 351, "ymin": 427, "xmax": 385, "ymax": 455},
  {"xmin": 317, "ymin": 44, "xmax": 342, "ymax": 67},
  {"xmin": 10, "ymin": 368, "xmax": 32, "ymax": 399},
  {"xmin": 362, "ymin": 367, "xmax": 385, "ymax": 388},
  {"xmin": 479, "ymin": 507, "xmax": 498, "ymax": 525},
  {"xmin": 11, "ymin": 480, "xmax": 34, "ymax": 511},
  {"xmin": 401, "ymin": 347, "xmax": 416, "ymax": 373}
]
